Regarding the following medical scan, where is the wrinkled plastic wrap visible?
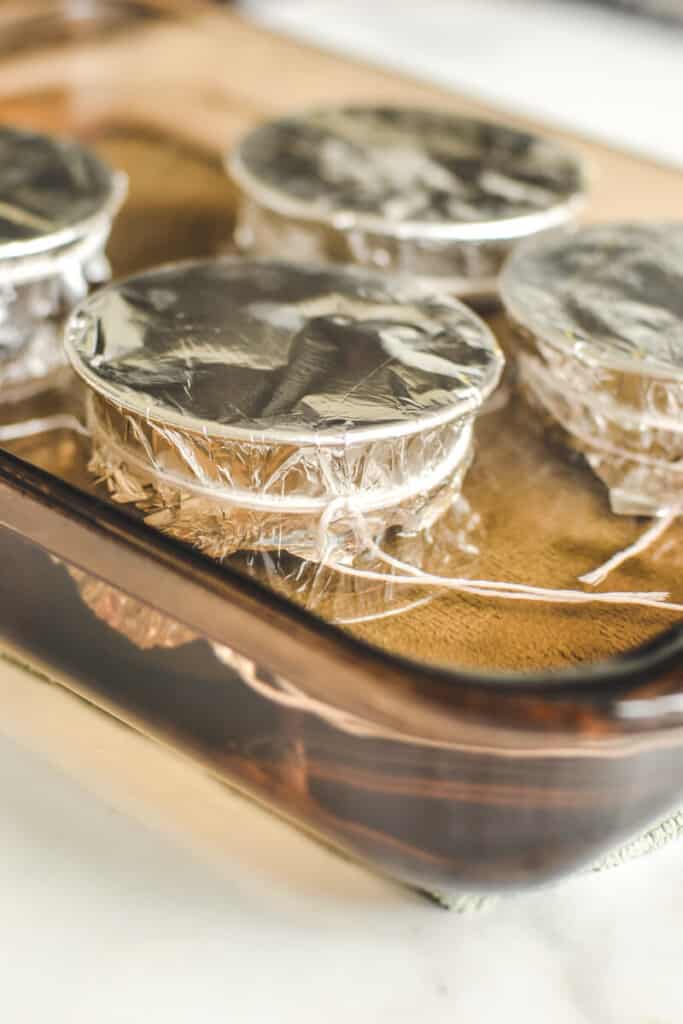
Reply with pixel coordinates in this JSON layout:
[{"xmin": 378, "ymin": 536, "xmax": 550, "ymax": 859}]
[
  {"xmin": 65, "ymin": 259, "xmax": 503, "ymax": 619},
  {"xmin": 0, "ymin": 234, "xmax": 113, "ymax": 402},
  {"xmin": 0, "ymin": 126, "xmax": 125, "ymax": 402},
  {"xmin": 501, "ymin": 223, "xmax": 683, "ymax": 515},
  {"xmin": 229, "ymin": 106, "xmax": 586, "ymax": 300},
  {"xmin": 234, "ymin": 198, "xmax": 513, "ymax": 301},
  {"xmin": 85, "ymin": 388, "xmax": 476, "ymax": 562}
]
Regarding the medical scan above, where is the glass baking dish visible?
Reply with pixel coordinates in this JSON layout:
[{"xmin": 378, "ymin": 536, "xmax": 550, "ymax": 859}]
[{"xmin": 1, "ymin": 0, "xmax": 683, "ymax": 898}]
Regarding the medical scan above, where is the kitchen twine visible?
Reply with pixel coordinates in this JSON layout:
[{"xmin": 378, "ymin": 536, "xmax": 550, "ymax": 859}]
[
  {"xmin": 4, "ymin": 402, "xmax": 682, "ymax": 613},
  {"xmin": 84, "ymin": 393, "xmax": 476, "ymax": 522}
]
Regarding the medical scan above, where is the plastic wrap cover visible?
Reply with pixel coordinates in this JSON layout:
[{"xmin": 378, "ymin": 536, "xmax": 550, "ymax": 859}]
[
  {"xmin": 0, "ymin": 126, "xmax": 119, "ymax": 258},
  {"xmin": 66, "ymin": 259, "xmax": 502, "ymax": 578},
  {"xmin": 229, "ymin": 106, "xmax": 586, "ymax": 298},
  {"xmin": 501, "ymin": 223, "xmax": 683, "ymax": 515},
  {"xmin": 0, "ymin": 126, "xmax": 124, "ymax": 400}
]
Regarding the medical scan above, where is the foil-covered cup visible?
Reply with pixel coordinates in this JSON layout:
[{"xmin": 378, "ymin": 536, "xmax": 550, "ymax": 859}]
[
  {"xmin": 228, "ymin": 106, "xmax": 586, "ymax": 303},
  {"xmin": 501, "ymin": 222, "xmax": 683, "ymax": 515},
  {"xmin": 0, "ymin": 125, "xmax": 126, "ymax": 402},
  {"xmin": 64, "ymin": 258, "xmax": 503, "ymax": 567}
]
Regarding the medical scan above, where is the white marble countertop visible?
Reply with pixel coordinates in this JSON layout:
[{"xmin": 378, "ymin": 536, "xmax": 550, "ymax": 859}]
[{"xmin": 1, "ymin": 655, "xmax": 682, "ymax": 1023}]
